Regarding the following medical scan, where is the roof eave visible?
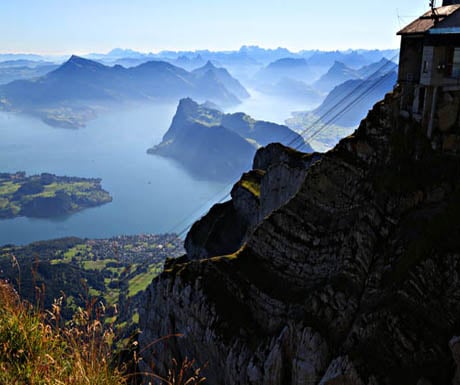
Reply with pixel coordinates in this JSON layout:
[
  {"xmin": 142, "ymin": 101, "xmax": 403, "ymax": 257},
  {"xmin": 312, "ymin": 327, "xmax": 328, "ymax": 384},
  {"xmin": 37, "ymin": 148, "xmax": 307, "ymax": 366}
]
[
  {"xmin": 428, "ymin": 27, "xmax": 460, "ymax": 34},
  {"xmin": 397, "ymin": 31, "xmax": 426, "ymax": 37}
]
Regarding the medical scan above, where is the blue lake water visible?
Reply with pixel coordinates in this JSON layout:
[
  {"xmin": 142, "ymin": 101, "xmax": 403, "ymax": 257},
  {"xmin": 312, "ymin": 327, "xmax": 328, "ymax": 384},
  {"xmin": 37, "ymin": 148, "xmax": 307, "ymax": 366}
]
[{"xmin": 0, "ymin": 103, "xmax": 229, "ymax": 246}]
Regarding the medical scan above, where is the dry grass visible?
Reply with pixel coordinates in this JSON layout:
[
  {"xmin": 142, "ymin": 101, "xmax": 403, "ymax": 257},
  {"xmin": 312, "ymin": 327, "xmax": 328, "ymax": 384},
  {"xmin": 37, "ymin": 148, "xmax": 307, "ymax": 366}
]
[
  {"xmin": 140, "ymin": 356, "xmax": 207, "ymax": 385},
  {"xmin": 0, "ymin": 280, "xmax": 126, "ymax": 385},
  {"xmin": 164, "ymin": 358, "xmax": 207, "ymax": 385},
  {"xmin": 0, "ymin": 280, "xmax": 206, "ymax": 385}
]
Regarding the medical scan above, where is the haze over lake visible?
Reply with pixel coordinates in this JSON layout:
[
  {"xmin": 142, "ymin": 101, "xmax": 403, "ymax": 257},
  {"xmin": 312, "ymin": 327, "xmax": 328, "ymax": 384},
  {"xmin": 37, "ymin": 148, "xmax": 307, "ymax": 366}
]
[
  {"xmin": 0, "ymin": 103, "xmax": 231, "ymax": 245},
  {"xmin": 0, "ymin": 95, "xmax": 305, "ymax": 246},
  {"xmin": 226, "ymin": 88, "xmax": 316, "ymax": 124}
]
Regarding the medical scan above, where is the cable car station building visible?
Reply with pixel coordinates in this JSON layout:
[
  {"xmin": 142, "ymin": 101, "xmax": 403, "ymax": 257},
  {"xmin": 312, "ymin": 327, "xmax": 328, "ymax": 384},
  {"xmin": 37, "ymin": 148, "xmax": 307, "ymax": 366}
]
[{"xmin": 398, "ymin": 0, "xmax": 460, "ymax": 148}]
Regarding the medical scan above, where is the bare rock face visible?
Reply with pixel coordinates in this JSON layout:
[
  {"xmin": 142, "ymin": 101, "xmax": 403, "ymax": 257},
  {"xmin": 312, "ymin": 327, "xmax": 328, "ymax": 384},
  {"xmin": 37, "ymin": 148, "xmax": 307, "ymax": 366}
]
[
  {"xmin": 254, "ymin": 144, "xmax": 321, "ymax": 222},
  {"xmin": 318, "ymin": 356, "xmax": 364, "ymax": 385},
  {"xmin": 450, "ymin": 337, "xmax": 460, "ymax": 385},
  {"xmin": 185, "ymin": 143, "xmax": 321, "ymax": 260},
  {"xmin": 139, "ymin": 91, "xmax": 460, "ymax": 385}
]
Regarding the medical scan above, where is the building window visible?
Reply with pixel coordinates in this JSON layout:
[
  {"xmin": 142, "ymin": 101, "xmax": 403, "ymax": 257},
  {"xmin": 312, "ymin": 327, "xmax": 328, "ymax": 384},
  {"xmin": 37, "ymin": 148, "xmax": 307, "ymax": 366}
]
[
  {"xmin": 418, "ymin": 87, "xmax": 426, "ymax": 114},
  {"xmin": 453, "ymin": 48, "xmax": 460, "ymax": 78},
  {"xmin": 423, "ymin": 61, "xmax": 429, "ymax": 73},
  {"xmin": 446, "ymin": 47, "xmax": 460, "ymax": 77}
]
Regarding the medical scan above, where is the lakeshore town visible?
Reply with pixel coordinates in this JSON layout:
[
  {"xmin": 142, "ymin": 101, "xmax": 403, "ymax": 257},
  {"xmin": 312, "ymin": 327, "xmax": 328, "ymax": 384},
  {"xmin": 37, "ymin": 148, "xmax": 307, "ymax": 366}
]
[
  {"xmin": 83, "ymin": 233, "xmax": 185, "ymax": 264},
  {"xmin": 0, "ymin": 233, "xmax": 185, "ymax": 267}
]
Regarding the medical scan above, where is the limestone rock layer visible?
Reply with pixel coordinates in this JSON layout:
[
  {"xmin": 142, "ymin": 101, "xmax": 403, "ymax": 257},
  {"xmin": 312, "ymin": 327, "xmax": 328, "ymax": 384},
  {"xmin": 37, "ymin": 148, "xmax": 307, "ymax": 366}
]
[{"xmin": 140, "ymin": 91, "xmax": 460, "ymax": 385}]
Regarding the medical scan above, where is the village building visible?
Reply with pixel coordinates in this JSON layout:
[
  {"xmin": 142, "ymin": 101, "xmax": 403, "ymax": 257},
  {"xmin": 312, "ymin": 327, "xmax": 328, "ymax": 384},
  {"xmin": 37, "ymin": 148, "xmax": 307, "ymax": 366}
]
[{"xmin": 398, "ymin": 0, "xmax": 460, "ymax": 148}]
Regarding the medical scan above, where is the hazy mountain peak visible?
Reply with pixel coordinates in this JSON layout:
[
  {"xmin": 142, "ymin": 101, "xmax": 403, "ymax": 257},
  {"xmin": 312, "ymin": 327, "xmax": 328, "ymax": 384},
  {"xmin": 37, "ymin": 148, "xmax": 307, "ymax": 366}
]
[
  {"xmin": 135, "ymin": 59, "xmax": 176, "ymax": 71},
  {"xmin": 377, "ymin": 57, "xmax": 392, "ymax": 64},
  {"xmin": 267, "ymin": 57, "xmax": 308, "ymax": 69},
  {"xmin": 192, "ymin": 61, "xmax": 249, "ymax": 100},
  {"xmin": 176, "ymin": 97, "xmax": 220, "ymax": 124},
  {"xmin": 107, "ymin": 48, "xmax": 143, "ymax": 57},
  {"xmin": 193, "ymin": 60, "xmax": 218, "ymax": 73},
  {"xmin": 67, "ymin": 55, "xmax": 96, "ymax": 65},
  {"xmin": 58, "ymin": 55, "xmax": 107, "ymax": 72},
  {"xmin": 330, "ymin": 61, "xmax": 348, "ymax": 70},
  {"xmin": 325, "ymin": 61, "xmax": 357, "ymax": 76},
  {"xmin": 174, "ymin": 97, "xmax": 223, "ymax": 126},
  {"xmin": 203, "ymin": 60, "xmax": 216, "ymax": 69},
  {"xmin": 313, "ymin": 60, "xmax": 360, "ymax": 93},
  {"xmin": 357, "ymin": 57, "xmax": 398, "ymax": 78},
  {"xmin": 178, "ymin": 97, "xmax": 199, "ymax": 111}
]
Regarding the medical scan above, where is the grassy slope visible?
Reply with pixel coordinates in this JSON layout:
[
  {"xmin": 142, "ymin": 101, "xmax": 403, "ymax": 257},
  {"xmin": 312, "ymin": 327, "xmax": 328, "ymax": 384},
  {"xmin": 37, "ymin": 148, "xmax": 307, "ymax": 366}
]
[{"xmin": 0, "ymin": 235, "xmax": 184, "ymax": 335}]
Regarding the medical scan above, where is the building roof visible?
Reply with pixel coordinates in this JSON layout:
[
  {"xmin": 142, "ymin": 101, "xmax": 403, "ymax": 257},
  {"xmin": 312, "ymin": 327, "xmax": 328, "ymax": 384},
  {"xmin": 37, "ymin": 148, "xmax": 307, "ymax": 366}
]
[{"xmin": 397, "ymin": 4, "xmax": 460, "ymax": 35}]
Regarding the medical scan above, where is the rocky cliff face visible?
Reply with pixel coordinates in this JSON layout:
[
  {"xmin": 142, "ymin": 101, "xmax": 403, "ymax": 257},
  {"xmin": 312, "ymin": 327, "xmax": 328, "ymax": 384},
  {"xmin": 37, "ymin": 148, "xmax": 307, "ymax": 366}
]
[
  {"xmin": 139, "ymin": 89, "xmax": 460, "ymax": 385},
  {"xmin": 184, "ymin": 143, "xmax": 321, "ymax": 260}
]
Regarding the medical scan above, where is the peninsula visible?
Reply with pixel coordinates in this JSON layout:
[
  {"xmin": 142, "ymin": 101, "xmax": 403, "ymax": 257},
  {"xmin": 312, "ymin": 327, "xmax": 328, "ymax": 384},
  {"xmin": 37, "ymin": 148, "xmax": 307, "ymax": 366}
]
[
  {"xmin": 149, "ymin": 98, "xmax": 313, "ymax": 181},
  {"xmin": 0, "ymin": 172, "xmax": 112, "ymax": 218}
]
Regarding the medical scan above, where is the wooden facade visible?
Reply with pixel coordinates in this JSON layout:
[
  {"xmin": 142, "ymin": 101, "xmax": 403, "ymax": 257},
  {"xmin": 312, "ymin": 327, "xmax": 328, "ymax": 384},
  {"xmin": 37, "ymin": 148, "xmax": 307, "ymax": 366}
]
[{"xmin": 398, "ymin": 4, "xmax": 460, "ymax": 138}]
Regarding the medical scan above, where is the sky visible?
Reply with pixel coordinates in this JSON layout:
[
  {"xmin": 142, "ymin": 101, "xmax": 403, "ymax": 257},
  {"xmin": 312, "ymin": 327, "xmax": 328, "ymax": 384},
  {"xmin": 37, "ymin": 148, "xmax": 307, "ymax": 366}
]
[{"xmin": 0, "ymin": 0, "xmax": 431, "ymax": 55}]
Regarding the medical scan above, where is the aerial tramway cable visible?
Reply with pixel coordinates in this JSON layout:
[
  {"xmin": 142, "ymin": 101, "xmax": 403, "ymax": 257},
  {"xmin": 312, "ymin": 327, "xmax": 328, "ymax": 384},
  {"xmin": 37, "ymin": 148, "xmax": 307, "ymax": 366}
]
[
  {"xmin": 286, "ymin": 54, "xmax": 399, "ymax": 149},
  {"xmin": 301, "ymin": 69, "xmax": 396, "ymax": 147},
  {"xmin": 168, "ymin": 54, "xmax": 400, "ymax": 237}
]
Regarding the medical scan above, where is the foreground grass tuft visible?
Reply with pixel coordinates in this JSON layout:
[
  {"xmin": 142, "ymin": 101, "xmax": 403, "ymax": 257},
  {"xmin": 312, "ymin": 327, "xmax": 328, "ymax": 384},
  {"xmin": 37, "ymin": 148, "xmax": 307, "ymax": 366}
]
[
  {"xmin": 0, "ymin": 280, "xmax": 207, "ymax": 385},
  {"xmin": 0, "ymin": 280, "xmax": 127, "ymax": 385}
]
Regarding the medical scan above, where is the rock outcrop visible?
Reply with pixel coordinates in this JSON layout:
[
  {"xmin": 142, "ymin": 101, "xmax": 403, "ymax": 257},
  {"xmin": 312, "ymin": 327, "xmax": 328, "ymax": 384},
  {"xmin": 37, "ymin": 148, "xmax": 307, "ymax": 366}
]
[
  {"xmin": 184, "ymin": 143, "xmax": 321, "ymax": 260},
  {"xmin": 149, "ymin": 98, "xmax": 313, "ymax": 181},
  {"xmin": 139, "ymin": 89, "xmax": 460, "ymax": 385}
]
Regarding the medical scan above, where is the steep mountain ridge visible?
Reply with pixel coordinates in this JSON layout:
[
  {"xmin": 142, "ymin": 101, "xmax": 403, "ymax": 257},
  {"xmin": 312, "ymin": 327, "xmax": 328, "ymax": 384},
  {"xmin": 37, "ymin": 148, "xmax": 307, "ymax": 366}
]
[
  {"xmin": 149, "ymin": 98, "xmax": 312, "ymax": 181},
  {"xmin": 192, "ymin": 61, "xmax": 250, "ymax": 100},
  {"xmin": 0, "ymin": 55, "xmax": 247, "ymax": 127},
  {"xmin": 313, "ymin": 61, "xmax": 360, "ymax": 93},
  {"xmin": 140, "ymin": 89, "xmax": 460, "ymax": 385},
  {"xmin": 312, "ymin": 70, "xmax": 398, "ymax": 127},
  {"xmin": 357, "ymin": 57, "xmax": 397, "ymax": 78}
]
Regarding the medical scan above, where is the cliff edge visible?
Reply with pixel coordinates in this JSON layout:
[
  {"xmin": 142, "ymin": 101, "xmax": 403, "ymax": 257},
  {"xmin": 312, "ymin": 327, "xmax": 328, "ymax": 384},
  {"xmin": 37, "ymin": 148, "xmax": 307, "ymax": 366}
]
[{"xmin": 139, "ymin": 88, "xmax": 460, "ymax": 385}]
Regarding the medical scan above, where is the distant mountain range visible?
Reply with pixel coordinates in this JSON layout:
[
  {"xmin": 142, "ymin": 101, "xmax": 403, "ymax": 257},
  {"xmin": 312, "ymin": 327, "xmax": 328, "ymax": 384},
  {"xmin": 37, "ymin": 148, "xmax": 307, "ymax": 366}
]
[
  {"xmin": 0, "ymin": 47, "xmax": 399, "ymax": 132},
  {"xmin": 248, "ymin": 53, "xmax": 397, "ymax": 109},
  {"xmin": 0, "ymin": 59, "xmax": 56, "ymax": 69},
  {"xmin": 0, "ymin": 55, "xmax": 249, "ymax": 128},
  {"xmin": 52, "ymin": 47, "xmax": 398, "ymax": 88},
  {"xmin": 286, "ymin": 69, "xmax": 398, "ymax": 151},
  {"xmin": 358, "ymin": 57, "xmax": 399, "ymax": 78},
  {"xmin": 313, "ymin": 70, "xmax": 398, "ymax": 127},
  {"xmin": 313, "ymin": 61, "xmax": 361, "ymax": 93},
  {"xmin": 249, "ymin": 49, "xmax": 397, "ymax": 82},
  {"xmin": 148, "ymin": 98, "xmax": 312, "ymax": 181},
  {"xmin": 283, "ymin": 57, "xmax": 398, "ymax": 152},
  {"xmin": 254, "ymin": 58, "xmax": 314, "ymax": 85},
  {"xmin": 311, "ymin": 58, "xmax": 397, "ymax": 93},
  {"xmin": 0, "ymin": 53, "xmax": 46, "ymax": 62},
  {"xmin": 85, "ymin": 46, "xmax": 398, "ymax": 67},
  {"xmin": 0, "ymin": 47, "xmax": 399, "ymax": 72},
  {"xmin": 0, "ymin": 63, "xmax": 59, "ymax": 86},
  {"xmin": 305, "ymin": 49, "xmax": 393, "ymax": 69}
]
